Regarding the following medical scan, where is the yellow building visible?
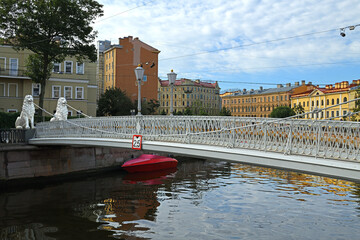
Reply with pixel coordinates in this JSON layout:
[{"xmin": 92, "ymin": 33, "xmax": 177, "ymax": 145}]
[
  {"xmin": 221, "ymin": 81, "xmax": 314, "ymax": 117},
  {"xmin": 0, "ymin": 44, "xmax": 97, "ymax": 117},
  {"xmin": 158, "ymin": 78, "xmax": 221, "ymax": 115},
  {"xmin": 291, "ymin": 80, "xmax": 360, "ymax": 120}
]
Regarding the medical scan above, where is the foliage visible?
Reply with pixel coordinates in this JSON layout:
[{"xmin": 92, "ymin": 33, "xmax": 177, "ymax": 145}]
[
  {"xmin": 140, "ymin": 99, "xmax": 160, "ymax": 115},
  {"xmin": 219, "ymin": 107, "xmax": 231, "ymax": 116},
  {"xmin": 351, "ymin": 87, "xmax": 360, "ymax": 121},
  {"xmin": 270, "ymin": 106, "xmax": 295, "ymax": 118},
  {"xmin": 184, "ymin": 108, "xmax": 193, "ymax": 115},
  {"xmin": 0, "ymin": 0, "xmax": 103, "ymax": 116},
  {"xmin": 190, "ymin": 100, "xmax": 208, "ymax": 115},
  {"xmin": 97, "ymin": 88, "xmax": 134, "ymax": 116},
  {"xmin": 0, "ymin": 112, "xmax": 20, "ymax": 129},
  {"xmin": 292, "ymin": 104, "xmax": 305, "ymax": 118},
  {"xmin": 160, "ymin": 109, "xmax": 167, "ymax": 115}
]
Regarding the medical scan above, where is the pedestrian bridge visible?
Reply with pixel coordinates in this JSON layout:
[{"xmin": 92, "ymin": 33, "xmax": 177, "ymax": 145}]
[{"xmin": 29, "ymin": 116, "xmax": 360, "ymax": 181}]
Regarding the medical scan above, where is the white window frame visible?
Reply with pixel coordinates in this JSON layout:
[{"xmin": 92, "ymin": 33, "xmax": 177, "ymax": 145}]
[
  {"xmin": 64, "ymin": 86, "xmax": 73, "ymax": 99},
  {"xmin": 0, "ymin": 82, "xmax": 5, "ymax": 96},
  {"xmin": 52, "ymin": 85, "xmax": 61, "ymax": 98},
  {"xmin": 75, "ymin": 86, "xmax": 84, "ymax": 99},
  {"xmin": 53, "ymin": 62, "xmax": 61, "ymax": 73},
  {"xmin": 64, "ymin": 61, "xmax": 73, "ymax": 74},
  {"xmin": 0, "ymin": 57, "xmax": 6, "ymax": 73},
  {"xmin": 32, "ymin": 83, "xmax": 41, "ymax": 97},
  {"xmin": 9, "ymin": 58, "xmax": 18, "ymax": 76},
  {"xmin": 8, "ymin": 83, "xmax": 18, "ymax": 97},
  {"xmin": 68, "ymin": 110, "xmax": 73, "ymax": 117},
  {"xmin": 76, "ymin": 62, "xmax": 84, "ymax": 74},
  {"xmin": 7, "ymin": 109, "xmax": 18, "ymax": 113}
]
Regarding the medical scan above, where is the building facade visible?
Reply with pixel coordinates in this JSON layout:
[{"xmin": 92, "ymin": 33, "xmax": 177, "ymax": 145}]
[
  {"xmin": 291, "ymin": 80, "xmax": 360, "ymax": 120},
  {"xmin": 0, "ymin": 45, "xmax": 97, "ymax": 116},
  {"xmin": 221, "ymin": 81, "xmax": 314, "ymax": 117},
  {"xmin": 102, "ymin": 36, "xmax": 160, "ymax": 102},
  {"xmin": 158, "ymin": 78, "xmax": 221, "ymax": 115}
]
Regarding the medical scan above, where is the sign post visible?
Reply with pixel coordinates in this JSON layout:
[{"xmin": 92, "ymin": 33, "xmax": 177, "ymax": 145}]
[{"xmin": 132, "ymin": 135, "xmax": 142, "ymax": 150}]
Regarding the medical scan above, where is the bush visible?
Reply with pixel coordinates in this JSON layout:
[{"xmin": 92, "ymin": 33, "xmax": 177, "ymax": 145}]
[{"xmin": 0, "ymin": 112, "xmax": 20, "ymax": 129}]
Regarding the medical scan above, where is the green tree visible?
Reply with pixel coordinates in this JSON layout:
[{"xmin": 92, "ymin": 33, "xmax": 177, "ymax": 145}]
[
  {"xmin": 135, "ymin": 99, "xmax": 160, "ymax": 115},
  {"xmin": 0, "ymin": 0, "xmax": 103, "ymax": 116},
  {"xmin": 219, "ymin": 107, "xmax": 231, "ymax": 116},
  {"xmin": 292, "ymin": 104, "xmax": 305, "ymax": 118},
  {"xmin": 351, "ymin": 88, "xmax": 360, "ymax": 121},
  {"xmin": 97, "ymin": 88, "xmax": 134, "ymax": 116},
  {"xmin": 191, "ymin": 100, "xmax": 208, "ymax": 115},
  {"xmin": 270, "ymin": 106, "xmax": 295, "ymax": 118},
  {"xmin": 184, "ymin": 108, "xmax": 193, "ymax": 115}
]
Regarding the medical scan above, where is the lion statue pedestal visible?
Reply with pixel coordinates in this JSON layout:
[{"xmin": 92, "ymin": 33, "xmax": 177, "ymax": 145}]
[
  {"xmin": 15, "ymin": 95, "xmax": 35, "ymax": 129},
  {"xmin": 51, "ymin": 97, "xmax": 68, "ymax": 121}
]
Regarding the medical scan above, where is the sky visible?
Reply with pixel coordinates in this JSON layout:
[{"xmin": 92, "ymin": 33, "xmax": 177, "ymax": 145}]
[{"xmin": 93, "ymin": 0, "xmax": 360, "ymax": 92}]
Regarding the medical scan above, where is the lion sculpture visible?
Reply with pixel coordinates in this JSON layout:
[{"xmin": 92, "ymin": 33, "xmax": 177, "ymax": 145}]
[
  {"xmin": 50, "ymin": 97, "xmax": 68, "ymax": 122},
  {"xmin": 15, "ymin": 95, "xmax": 35, "ymax": 129}
]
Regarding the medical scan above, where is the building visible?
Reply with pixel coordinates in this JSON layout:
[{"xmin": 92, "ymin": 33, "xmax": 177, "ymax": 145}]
[
  {"xmin": 158, "ymin": 78, "xmax": 221, "ymax": 115},
  {"xmin": 101, "ymin": 36, "xmax": 160, "ymax": 102},
  {"xmin": 291, "ymin": 80, "xmax": 360, "ymax": 120},
  {"xmin": 221, "ymin": 81, "xmax": 314, "ymax": 117},
  {"xmin": 0, "ymin": 44, "xmax": 97, "ymax": 116}
]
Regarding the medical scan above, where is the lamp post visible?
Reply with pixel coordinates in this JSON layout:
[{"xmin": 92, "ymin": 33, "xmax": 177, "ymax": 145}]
[
  {"xmin": 134, "ymin": 64, "xmax": 145, "ymax": 116},
  {"xmin": 167, "ymin": 69, "xmax": 177, "ymax": 116}
]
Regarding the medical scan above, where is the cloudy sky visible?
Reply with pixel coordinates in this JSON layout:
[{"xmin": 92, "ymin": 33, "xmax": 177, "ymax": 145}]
[{"xmin": 93, "ymin": 0, "xmax": 360, "ymax": 92}]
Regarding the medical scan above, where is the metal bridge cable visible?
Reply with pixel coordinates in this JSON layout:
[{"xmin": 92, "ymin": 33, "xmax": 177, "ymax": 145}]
[
  {"xmin": 45, "ymin": 97, "xmax": 360, "ymax": 138},
  {"xmin": 66, "ymin": 104, "xmax": 91, "ymax": 118},
  {"xmin": 33, "ymin": 103, "xmax": 55, "ymax": 117}
]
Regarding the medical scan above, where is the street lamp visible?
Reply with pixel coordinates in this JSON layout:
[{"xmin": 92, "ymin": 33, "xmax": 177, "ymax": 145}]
[
  {"xmin": 134, "ymin": 64, "xmax": 145, "ymax": 116},
  {"xmin": 167, "ymin": 69, "xmax": 177, "ymax": 116}
]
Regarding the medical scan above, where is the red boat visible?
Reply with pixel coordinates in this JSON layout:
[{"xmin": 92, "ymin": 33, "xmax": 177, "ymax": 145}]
[{"xmin": 121, "ymin": 154, "xmax": 178, "ymax": 173}]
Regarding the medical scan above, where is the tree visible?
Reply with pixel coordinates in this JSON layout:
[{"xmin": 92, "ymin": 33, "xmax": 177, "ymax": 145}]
[
  {"xmin": 191, "ymin": 100, "xmax": 208, "ymax": 115},
  {"xmin": 219, "ymin": 107, "xmax": 231, "ymax": 116},
  {"xmin": 351, "ymin": 88, "xmax": 360, "ymax": 121},
  {"xmin": 292, "ymin": 104, "xmax": 305, "ymax": 118},
  {"xmin": 0, "ymin": 0, "xmax": 103, "ymax": 116},
  {"xmin": 270, "ymin": 106, "xmax": 295, "ymax": 118},
  {"xmin": 97, "ymin": 88, "xmax": 134, "ymax": 116}
]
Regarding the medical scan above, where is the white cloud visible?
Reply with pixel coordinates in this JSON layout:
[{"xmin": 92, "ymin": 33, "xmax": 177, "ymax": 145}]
[{"xmin": 94, "ymin": 0, "xmax": 360, "ymax": 89}]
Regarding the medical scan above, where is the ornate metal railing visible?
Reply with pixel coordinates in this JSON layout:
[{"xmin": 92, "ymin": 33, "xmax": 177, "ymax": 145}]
[
  {"xmin": 34, "ymin": 116, "xmax": 360, "ymax": 162},
  {"xmin": 0, "ymin": 129, "xmax": 26, "ymax": 143}
]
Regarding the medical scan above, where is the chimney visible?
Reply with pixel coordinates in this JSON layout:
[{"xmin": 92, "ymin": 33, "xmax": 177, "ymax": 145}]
[
  {"xmin": 329, "ymin": 85, "xmax": 333, "ymax": 89},
  {"xmin": 295, "ymin": 82, "xmax": 299, "ymax": 86},
  {"xmin": 301, "ymin": 80, "xmax": 305, "ymax": 85},
  {"xmin": 277, "ymin": 84, "xmax": 283, "ymax": 88},
  {"xmin": 286, "ymin": 83, "xmax": 291, "ymax": 87},
  {"xmin": 260, "ymin": 86, "xmax": 263, "ymax": 91},
  {"xmin": 308, "ymin": 82, "xmax": 312, "ymax": 85},
  {"xmin": 325, "ymin": 85, "xmax": 329, "ymax": 89},
  {"xmin": 335, "ymin": 83, "xmax": 340, "ymax": 89},
  {"xmin": 343, "ymin": 81, "xmax": 349, "ymax": 88},
  {"xmin": 243, "ymin": 88, "xmax": 246, "ymax": 92}
]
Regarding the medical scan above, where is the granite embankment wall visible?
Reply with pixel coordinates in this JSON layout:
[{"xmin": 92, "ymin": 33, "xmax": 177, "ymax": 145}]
[{"xmin": 0, "ymin": 145, "xmax": 141, "ymax": 182}]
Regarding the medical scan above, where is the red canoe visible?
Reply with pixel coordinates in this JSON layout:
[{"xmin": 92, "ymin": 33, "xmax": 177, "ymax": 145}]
[{"xmin": 122, "ymin": 154, "xmax": 178, "ymax": 173}]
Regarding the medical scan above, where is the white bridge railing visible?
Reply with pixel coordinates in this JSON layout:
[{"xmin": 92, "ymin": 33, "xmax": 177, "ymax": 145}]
[{"xmin": 34, "ymin": 116, "xmax": 360, "ymax": 162}]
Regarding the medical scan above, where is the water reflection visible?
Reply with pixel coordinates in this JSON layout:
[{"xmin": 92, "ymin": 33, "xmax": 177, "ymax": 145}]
[{"xmin": 1, "ymin": 157, "xmax": 359, "ymax": 240}]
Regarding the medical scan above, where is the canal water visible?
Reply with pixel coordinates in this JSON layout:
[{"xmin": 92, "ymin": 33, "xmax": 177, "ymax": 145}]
[{"xmin": 1, "ymin": 157, "xmax": 359, "ymax": 240}]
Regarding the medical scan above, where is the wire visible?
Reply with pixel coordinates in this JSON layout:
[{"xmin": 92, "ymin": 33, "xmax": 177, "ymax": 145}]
[{"xmin": 95, "ymin": 0, "xmax": 155, "ymax": 23}]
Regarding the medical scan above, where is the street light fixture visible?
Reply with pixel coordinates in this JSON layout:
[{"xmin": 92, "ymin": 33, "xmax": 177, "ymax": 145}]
[
  {"xmin": 167, "ymin": 69, "xmax": 177, "ymax": 116},
  {"xmin": 134, "ymin": 64, "xmax": 145, "ymax": 116}
]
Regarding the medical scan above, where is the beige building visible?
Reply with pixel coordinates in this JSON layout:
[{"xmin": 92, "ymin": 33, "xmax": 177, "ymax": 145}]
[
  {"xmin": 158, "ymin": 78, "xmax": 221, "ymax": 115},
  {"xmin": 291, "ymin": 80, "xmax": 360, "ymax": 120},
  {"xmin": 221, "ymin": 81, "xmax": 315, "ymax": 117},
  {"xmin": 0, "ymin": 44, "xmax": 97, "ymax": 117}
]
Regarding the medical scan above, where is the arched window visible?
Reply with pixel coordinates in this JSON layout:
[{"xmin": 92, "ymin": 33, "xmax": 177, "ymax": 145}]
[
  {"xmin": 336, "ymin": 98, "xmax": 339, "ymax": 104},
  {"xmin": 331, "ymin": 99, "xmax": 334, "ymax": 105},
  {"xmin": 344, "ymin": 97, "xmax": 348, "ymax": 102}
]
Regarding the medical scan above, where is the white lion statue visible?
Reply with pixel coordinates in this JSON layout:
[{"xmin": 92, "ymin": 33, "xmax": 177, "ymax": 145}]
[
  {"xmin": 50, "ymin": 97, "xmax": 68, "ymax": 122},
  {"xmin": 15, "ymin": 95, "xmax": 35, "ymax": 129}
]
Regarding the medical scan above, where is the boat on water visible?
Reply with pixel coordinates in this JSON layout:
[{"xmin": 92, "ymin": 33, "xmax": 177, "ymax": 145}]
[{"xmin": 121, "ymin": 154, "xmax": 178, "ymax": 173}]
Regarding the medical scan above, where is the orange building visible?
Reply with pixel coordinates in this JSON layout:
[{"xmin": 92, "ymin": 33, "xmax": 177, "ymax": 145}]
[{"xmin": 103, "ymin": 36, "xmax": 160, "ymax": 102}]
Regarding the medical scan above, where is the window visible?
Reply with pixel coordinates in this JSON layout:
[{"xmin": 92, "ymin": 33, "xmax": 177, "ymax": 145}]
[
  {"xmin": 0, "ymin": 83, "xmax": 5, "ymax": 97},
  {"xmin": 64, "ymin": 86, "xmax": 72, "ymax": 99},
  {"xmin": 52, "ymin": 85, "xmax": 61, "ymax": 98},
  {"xmin": 76, "ymin": 62, "xmax": 84, "ymax": 74},
  {"xmin": 64, "ymin": 61, "xmax": 73, "ymax": 73},
  {"xmin": 53, "ymin": 63, "xmax": 61, "ymax": 73},
  {"xmin": 9, "ymin": 58, "xmax": 18, "ymax": 76},
  {"xmin": 326, "ymin": 99, "xmax": 329, "ymax": 105},
  {"xmin": 75, "ymin": 87, "xmax": 84, "ymax": 99},
  {"xmin": 331, "ymin": 99, "xmax": 334, "ymax": 105},
  {"xmin": 336, "ymin": 98, "xmax": 339, "ymax": 104},
  {"xmin": 344, "ymin": 97, "xmax": 348, "ymax": 102},
  {"xmin": 8, "ymin": 83, "xmax": 18, "ymax": 97},
  {"xmin": 0, "ymin": 57, "xmax": 6, "ymax": 73},
  {"xmin": 32, "ymin": 83, "xmax": 41, "ymax": 97}
]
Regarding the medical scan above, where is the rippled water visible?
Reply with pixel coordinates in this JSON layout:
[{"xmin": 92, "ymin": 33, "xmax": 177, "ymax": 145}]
[{"xmin": 1, "ymin": 157, "xmax": 359, "ymax": 240}]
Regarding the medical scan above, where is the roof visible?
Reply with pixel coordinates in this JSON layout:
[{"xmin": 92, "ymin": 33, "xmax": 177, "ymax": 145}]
[{"xmin": 159, "ymin": 78, "xmax": 218, "ymax": 88}]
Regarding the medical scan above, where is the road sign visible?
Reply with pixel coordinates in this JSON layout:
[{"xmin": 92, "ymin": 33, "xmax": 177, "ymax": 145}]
[{"xmin": 132, "ymin": 135, "xmax": 142, "ymax": 150}]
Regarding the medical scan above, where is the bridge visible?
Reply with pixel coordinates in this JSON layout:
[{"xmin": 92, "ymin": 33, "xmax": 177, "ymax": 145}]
[{"xmin": 29, "ymin": 115, "xmax": 360, "ymax": 181}]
